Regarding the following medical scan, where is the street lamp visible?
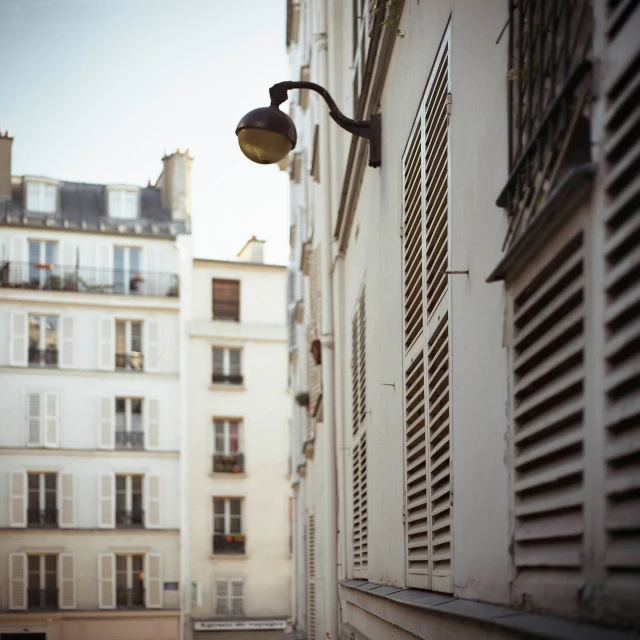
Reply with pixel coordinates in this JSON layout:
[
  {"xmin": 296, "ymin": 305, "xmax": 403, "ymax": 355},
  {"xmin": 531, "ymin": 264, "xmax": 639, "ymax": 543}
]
[{"xmin": 236, "ymin": 81, "xmax": 381, "ymax": 168}]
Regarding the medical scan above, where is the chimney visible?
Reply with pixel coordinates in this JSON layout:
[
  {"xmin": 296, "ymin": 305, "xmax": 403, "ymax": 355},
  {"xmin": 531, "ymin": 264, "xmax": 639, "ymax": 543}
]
[
  {"xmin": 0, "ymin": 129, "xmax": 13, "ymax": 201},
  {"xmin": 237, "ymin": 236, "xmax": 265, "ymax": 263},
  {"xmin": 159, "ymin": 149, "xmax": 193, "ymax": 222}
]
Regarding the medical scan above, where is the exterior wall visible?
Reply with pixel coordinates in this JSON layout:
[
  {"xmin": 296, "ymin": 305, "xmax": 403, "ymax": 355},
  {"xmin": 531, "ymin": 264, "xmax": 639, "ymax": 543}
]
[{"xmin": 188, "ymin": 259, "xmax": 292, "ymax": 638}]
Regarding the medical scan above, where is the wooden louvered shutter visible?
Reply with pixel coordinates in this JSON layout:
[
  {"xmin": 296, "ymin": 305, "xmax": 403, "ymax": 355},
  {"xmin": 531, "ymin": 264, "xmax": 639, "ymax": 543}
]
[
  {"xmin": 307, "ymin": 513, "xmax": 316, "ymax": 640},
  {"xmin": 9, "ymin": 311, "xmax": 28, "ymax": 367},
  {"xmin": 402, "ymin": 31, "xmax": 452, "ymax": 593},
  {"xmin": 99, "ymin": 397, "xmax": 115, "ymax": 449},
  {"xmin": 59, "ymin": 553, "xmax": 76, "ymax": 609},
  {"xmin": 145, "ymin": 552, "xmax": 163, "ymax": 608},
  {"xmin": 44, "ymin": 391, "xmax": 60, "ymax": 448},
  {"xmin": 601, "ymin": 2, "xmax": 640, "ymax": 622},
  {"xmin": 145, "ymin": 320, "xmax": 161, "ymax": 373},
  {"xmin": 10, "ymin": 470, "xmax": 27, "ymax": 528},
  {"xmin": 59, "ymin": 315, "xmax": 75, "ymax": 369},
  {"xmin": 59, "ymin": 473, "xmax": 75, "ymax": 528},
  {"xmin": 509, "ymin": 223, "xmax": 586, "ymax": 611},
  {"xmin": 146, "ymin": 398, "xmax": 160, "ymax": 449},
  {"xmin": 98, "ymin": 553, "xmax": 116, "ymax": 609},
  {"xmin": 98, "ymin": 474, "xmax": 115, "ymax": 529},
  {"xmin": 146, "ymin": 475, "xmax": 161, "ymax": 528},
  {"xmin": 358, "ymin": 290, "xmax": 366, "ymax": 422},
  {"xmin": 26, "ymin": 392, "xmax": 42, "ymax": 447},
  {"xmin": 9, "ymin": 552, "xmax": 27, "ymax": 610},
  {"xmin": 98, "ymin": 317, "xmax": 115, "ymax": 371}
]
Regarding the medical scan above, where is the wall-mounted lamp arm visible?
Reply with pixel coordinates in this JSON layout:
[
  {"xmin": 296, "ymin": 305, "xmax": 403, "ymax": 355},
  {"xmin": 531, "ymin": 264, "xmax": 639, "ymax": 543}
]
[{"xmin": 269, "ymin": 81, "xmax": 381, "ymax": 168}]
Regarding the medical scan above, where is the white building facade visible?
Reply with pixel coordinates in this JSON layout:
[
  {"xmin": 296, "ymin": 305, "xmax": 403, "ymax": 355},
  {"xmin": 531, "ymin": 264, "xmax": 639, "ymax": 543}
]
[
  {"xmin": 0, "ymin": 133, "xmax": 192, "ymax": 640},
  {"xmin": 285, "ymin": 1, "xmax": 640, "ymax": 640},
  {"xmin": 187, "ymin": 239, "xmax": 292, "ymax": 640}
]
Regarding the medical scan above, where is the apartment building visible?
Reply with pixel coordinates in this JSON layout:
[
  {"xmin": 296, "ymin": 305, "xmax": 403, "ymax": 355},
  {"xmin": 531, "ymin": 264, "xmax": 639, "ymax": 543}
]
[
  {"xmin": 187, "ymin": 238, "xmax": 292, "ymax": 640},
  {"xmin": 285, "ymin": 1, "xmax": 640, "ymax": 639},
  {"xmin": 0, "ymin": 132, "xmax": 192, "ymax": 640}
]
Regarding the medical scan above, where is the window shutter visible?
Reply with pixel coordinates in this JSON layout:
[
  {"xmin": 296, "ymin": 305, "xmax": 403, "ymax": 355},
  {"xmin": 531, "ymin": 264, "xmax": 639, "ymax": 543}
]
[
  {"xmin": 26, "ymin": 392, "xmax": 42, "ymax": 447},
  {"xmin": 97, "ymin": 317, "xmax": 115, "ymax": 371},
  {"xmin": 307, "ymin": 513, "xmax": 316, "ymax": 640},
  {"xmin": 145, "ymin": 552, "xmax": 163, "ymax": 608},
  {"xmin": 10, "ymin": 470, "xmax": 27, "ymax": 528},
  {"xmin": 9, "ymin": 552, "xmax": 27, "ymax": 610},
  {"xmin": 351, "ymin": 312, "xmax": 360, "ymax": 433},
  {"xmin": 358, "ymin": 290, "xmax": 367, "ymax": 422},
  {"xmin": 97, "ymin": 553, "xmax": 116, "ymax": 609},
  {"xmin": 96, "ymin": 242, "xmax": 112, "ymax": 287},
  {"xmin": 146, "ymin": 475, "xmax": 161, "ymax": 528},
  {"xmin": 59, "ymin": 473, "xmax": 75, "ymax": 528},
  {"xmin": 43, "ymin": 391, "xmax": 60, "ymax": 448},
  {"xmin": 216, "ymin": 579, "xmax": 229, "ymax": 615},
  {"xmin": 59, "ymin": 553, "xmax": 76, "ymax": 609},
  {"xmin": 213, "ymin": 348, "xmax": 224, "ymax": 375},
  {"xmin": 8, "ymin": 236, "xmax": 27, "ymax": 285},
  {"xmin": 229, "ymin": 349, "xmax": 241, "ymax": 376},
  {"xmin": 99, "ymin": 396, "xmax": 115, "ymax": 449},
  {"xmin": 98, "ymin": 474, "xmax": 115, "ymax": 528},
  {"xmin": 352, "ymin": 433, "xmax": 368, "ymax": 577},
  {"xmin": 61, "ymin": 240, "xmax": 74, "ymax": 271},
  {"xmin": 145, "ymin": 320, "xmax": 161, "ymax": 372},
  {"xmin": 9, "ymin": 311, "xmax": 28, "ymax": 367},
  {"xmin": 146, "ymin": 398, "xmax": 160, "ymax": 449},
  {"xmin": 143, "ymin": 247, "xmax": 159, "ymax": 295},
  {"xmin": 59, "ymin": 315, "xmax": 75, "ymax": 369},
  {"xmin": 231, "ymin": 580, "xmax": 244, "ymax": 616}
]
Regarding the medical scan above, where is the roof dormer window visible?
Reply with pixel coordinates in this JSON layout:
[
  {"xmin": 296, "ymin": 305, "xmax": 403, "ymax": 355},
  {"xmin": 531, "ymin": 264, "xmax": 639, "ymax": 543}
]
[
  {"xmin": 26, "ymin": 180, "xmax": 57, "ymax": 213},
  {"xmin": 108, "ymin": 187, "xmax": 139, "ymax": 220}
]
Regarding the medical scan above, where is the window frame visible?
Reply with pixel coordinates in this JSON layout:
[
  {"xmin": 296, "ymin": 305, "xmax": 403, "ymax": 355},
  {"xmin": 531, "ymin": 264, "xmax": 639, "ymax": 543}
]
[
  {"xmin": 115, "ymin": 319, "xmax": 143, "ymax": 371},
  {"xmin": 107, "ymin": 186, "xmax": 140, "ymax": 220},
  {"xmin": 28, "ymin": 314, "xmax": 59, "ymax": 367},
  {"xmin": 113, "ymin": 246, "xmax": 143, "ymax": 295},
  {"xmin": 115, "ymin": 553, "xmax": 145, "ymax": 608},
  {"xmin": 27, "ymin": 553, "xmax": 58, "ymax": 610},
  {"xmin": 115, "ymin": 474, "xmax": 144, "ymax": 527},
  {"xmin": 212, "ymin": 347, "xmax": 243, "ymax": 384},
  {"xmin": 213, "ymin": 418, "xmax": 243, "ymax": 455},
  {"xmin": 214, "ymin": 577, "xmax": 244, "ymax": 617},
  {"xmin": 25, "ymin": 180, "xmax": 57, "ymax": 214},
  {"xmin": 213, "ymin": 497, "xmax": 243, "ymax": 535},
  {"xmin": 27, "ymin": 472, "xmax": 58, "ymax": 527}
]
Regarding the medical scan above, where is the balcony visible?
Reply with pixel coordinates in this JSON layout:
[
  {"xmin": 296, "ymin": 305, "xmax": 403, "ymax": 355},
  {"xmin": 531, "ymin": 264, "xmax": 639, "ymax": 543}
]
[
  {"xmin": 116, "ymin": 587, "xmax": 145, "ymax": 609},
  {"xmin": 211, "ymin": 373, "xmax": 244, "ymax": 385},
  {"xmin": 0, "ymin": 262, "xmax": 180, "ymax": 298},
  {"xmin": 115, "ymin": 352, "xmax": 144, "ymax": 371},
  {"xmin": 27, "ymin": 588, "xmax": 58, "ymax": 610},
  {"xmin": 213, "ymin": 532, "xmax": 246, "ymax": 555},
  {"xmin": 115, "ymin": 431, "xmax": 144, "ymax": 450},
  {"xmin": 115, "ymin": 509, "xmax": 144, "ymax": 528},
  {"xmin": 28, "ymin": 347, "xmax": 58, "ymax": 367},
  {"xmin": 213, "ymin": 452, "xmax": 245, "ymax": 474},
  {"xmin": 27, "ymin": 508, "xmax": 58, "ymax": 528}
]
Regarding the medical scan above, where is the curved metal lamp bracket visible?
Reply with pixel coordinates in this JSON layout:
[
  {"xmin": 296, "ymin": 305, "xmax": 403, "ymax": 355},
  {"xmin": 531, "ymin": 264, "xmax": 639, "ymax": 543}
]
[{"xmin": 269, "ymin": 81, "xmax": 381, "ymax": 168}]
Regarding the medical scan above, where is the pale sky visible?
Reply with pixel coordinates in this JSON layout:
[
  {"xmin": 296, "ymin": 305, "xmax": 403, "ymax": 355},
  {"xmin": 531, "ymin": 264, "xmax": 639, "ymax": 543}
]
[{"xmin": 0, "ymin": 0, "xmax": 291, "ymax": 264}]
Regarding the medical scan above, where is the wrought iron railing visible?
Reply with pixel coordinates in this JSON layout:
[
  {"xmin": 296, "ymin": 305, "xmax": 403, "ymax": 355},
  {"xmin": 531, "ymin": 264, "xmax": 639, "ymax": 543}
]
[
  {"xmin": 117, "ymin": 587, "xmax": 145, "ymax": 608},
  {"xmin": 27, "ymin": 508, "xmax": 58, "ymax": 527},
  {"xmin": 115, "ymin": 353, "xmax": 144, "ymax": 371},
  {"xmin": 212, "ymin": 372, "xmax": 243, "ymax": 385},
  {"xmin": 213, "ymin": 533, "xmax": 246, "ymax": 555},
  {"xmin": 115, "ymin": 509, "xmax": 144, "ymax": 528},
  {"xmin": 497, "ymin": 0, "xmax": 593, "ymax": 249},
  {"xmin": 27, "ymin": 588, "xmax": 58, "ymax": 609},
  {"xmin": 213, "ymin": 452, "xmax": 245, "ymax": 474},
  {"xmin": 0, "ymin": 261, "xmax": 179, "ymax": 297},
  {"xmin": 115, "ymin": 431, "xmax": 144, "ymax": 449},
  {"xmin": 28, "ymin": 348, "xmax": 58, "ymax": 367}
]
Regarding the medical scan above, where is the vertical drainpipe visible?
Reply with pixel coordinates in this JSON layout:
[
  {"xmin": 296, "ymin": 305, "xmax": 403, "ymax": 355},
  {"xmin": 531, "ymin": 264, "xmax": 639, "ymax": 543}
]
[{"xmin": 315, "ymin": 0, "xmax": 339, "ymax": 637}]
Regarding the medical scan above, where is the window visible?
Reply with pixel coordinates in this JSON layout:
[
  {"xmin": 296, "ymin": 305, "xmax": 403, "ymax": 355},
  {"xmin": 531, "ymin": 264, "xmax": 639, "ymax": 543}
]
[
  {"xmin": 213, "ymin": 419, "xmax": 244, "ymax": 473},
  {"xmin": 351, "ymin": 0, "xmax": 379, "ymax": 116},
  {"xmin": 215, "ymin": 578, "xmax": 244, "ymax": 617},
  {"xmin": 26, "ymin": 182, "xmax": 57, "ymax": 213},
  {"xmin": 116, "ymin": 554, "xmax": 144, "ymax": 608},
  {"xmin": 115, "ymin": 320, "xmax": 143, "ymax": 370},
  {"xmin": 28, "ymin": 240, "xmax": 57, "ymax": 288},
  {"xmin": 115, "ymin": 475, "xmax": 144, "ymax": 527},
  {"xmin": 114, "ymin": 247, "xmax": 142, "ymax": 295},
  {"xmin": 213, "ymin": 498, "xmax": 244, "ymax": 555},
  {"xmin": 28, "ymin": 315, "xmax": 58, "ymax": 367},
  {"xmin": 28, "ymin": 555, "xmax": 57, "ymax": 609},
  {"xmin": 115, "ymin": 398, "xmax": 143, "ymax": 449},
  {"xmin": 212, "ymin": 348, "xmax": 242, "ymax": 385},
  {"xmin": 212, "ymin": 279, "xmax": 240, "ymax": 321},
  {"xmin": 27, "ymin": 472, "xmax": 57, "ymax": 527},
  {"xmin": 108, "ymin": 188, "xmax": 139, "ymax": 219}
]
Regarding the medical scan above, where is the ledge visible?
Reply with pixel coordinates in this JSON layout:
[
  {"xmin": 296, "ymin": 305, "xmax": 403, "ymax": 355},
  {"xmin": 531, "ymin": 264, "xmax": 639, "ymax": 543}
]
[
  {"xmin": 209, "ymin": 384, "xmax": 246, "ymax": 393},
  {"xmin": 210, "ymin": 554, "xmax": 248, "ymax": 561},
  {"xmin": 210, "ymin": 473, "xmax": 248, "ymax": 479},
  {"xmin": 339, "ymin": 580, "xmax": 635, "ymax": 640}
]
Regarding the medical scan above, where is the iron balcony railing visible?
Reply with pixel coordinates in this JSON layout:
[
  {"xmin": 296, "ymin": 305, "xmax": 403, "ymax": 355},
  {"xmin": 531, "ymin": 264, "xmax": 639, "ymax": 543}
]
[
  {"xmin": 27, "ymin": 508, "xmax": 58, "ymax": 527},
  {"xmin": 28, "ymin": 347, "xmax": 58, "ymax": 367},
  {"xmin": 115, "ymin": 353, "xmax": 144, "ymax": 371},
  {"xmin": 213, "ymin": 452, "xmax": 245, "ymax": 474},
  {"xmin": 212, "ymin": 372, "xmax": 244, "ymax": 385},
  {"xmin": 115, "ymin": 431, "xmax": 144, "ymax": 449},
  {"xmin": 0, "ymin": 261, "xmax": 179, "ymax": 298},
  {"xmin": 116, "ymin": 587, "xmax": 145, "ymax": 608},
  {"xmin": 27, "ymin": 588, "xmax": 58, "ymax": 609},
  {"xmin": 115, "ymin": 509, "xmax": 144, "ymax": 528},
  {"xmin": 213, "ymin": 532, "xmax": 246, "ymax": 555}
]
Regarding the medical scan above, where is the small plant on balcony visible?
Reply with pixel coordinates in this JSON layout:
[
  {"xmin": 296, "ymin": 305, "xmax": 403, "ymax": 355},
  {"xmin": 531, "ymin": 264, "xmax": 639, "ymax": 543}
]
[{"xmin": 295, "ymin": 392, "xmax": 310, "ymax": 407}]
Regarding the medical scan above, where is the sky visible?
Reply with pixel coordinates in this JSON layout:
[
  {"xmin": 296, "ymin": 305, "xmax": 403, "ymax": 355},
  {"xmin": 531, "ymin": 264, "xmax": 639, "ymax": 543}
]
[{"xmin": 0, "ymin": 0, "xmax": 291, "ymax": 264}]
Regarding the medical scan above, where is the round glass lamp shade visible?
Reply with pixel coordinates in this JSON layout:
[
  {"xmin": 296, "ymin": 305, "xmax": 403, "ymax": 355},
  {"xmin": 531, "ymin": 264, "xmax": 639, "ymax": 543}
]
[{"xmin": 236, "ymin": 106, "xmax": 297, "ymax": 165}]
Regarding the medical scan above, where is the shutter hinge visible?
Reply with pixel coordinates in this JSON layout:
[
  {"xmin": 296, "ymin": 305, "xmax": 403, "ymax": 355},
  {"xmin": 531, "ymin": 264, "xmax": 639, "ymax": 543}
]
[
  {"xmin": 399, "ymin": 226, "xmax": 404, "ymax": 238},
  {"xmin": 446, "ymin": 93, "xmax": 452, "ymax": 116}
]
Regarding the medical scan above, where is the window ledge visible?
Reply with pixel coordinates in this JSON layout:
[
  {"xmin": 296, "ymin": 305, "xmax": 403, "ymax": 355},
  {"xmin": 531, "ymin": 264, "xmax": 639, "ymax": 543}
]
[
  {"xmin": 210, "ymin": 554, "xmax": 248, "ymax": 560},
  {"xmin": 210, "ymin": 473, "xmax": 248, "ymax": 479},
  {"xmin": 340, "ymin": 580, "xmax": 630, "ymax": 640},
  {"xmin": 209, "ymin": 384, "xmax": 246, "ymax": 392}
]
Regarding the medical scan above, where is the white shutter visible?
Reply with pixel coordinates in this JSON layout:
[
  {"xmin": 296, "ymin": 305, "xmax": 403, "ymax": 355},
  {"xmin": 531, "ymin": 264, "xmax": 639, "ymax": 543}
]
[
  {"xmin": 98, "ymin": 553, "xmax": 116, "ymax": 609},
  {"xmin": 98, "ymin": 317, "xmax": 115, "ymax": 371},
  {"xmin": 26, "ymin": 392, "xmax": 42, "ymax": 447},
  {"xmin": 61, "ymin": 240, "xmax": 74, "ymax": 270},
  {"xmin": 98, "ymin": 474, "xmax": 115, "ymax": 528},
  {"xmin": 8, "ymin": 236, "xmax": 27, "ymax": 284},
  {"xmin": 43, "ymin": 391, "xmax": 60, "ymax": 448},
  {"xmin": 307, "ymin": 513, "xmax": 316, "ymax": 640},
  {"xmin": 59, "ymin": 553, "xmax": 76, "ymax": 609},
  {"xmin": 146, "ymin": 398, "xmax": 160, "ymax": 449},
  {"xmin": 99, "ymin": 396, "xmax": 115, "ymax": 449},
  {"xmin": 145, "ymin": 475, "xmax": 161, "ymax": 528},
  {"xmin": 96, "ymin": 242, "xmax": 112, "ymax": 287},
  {"xmin": 9, "ymin": 311, "xmax": 28, "ymax": 367},
  {"xmin": 10, "ymin": 470, "xmax": 27, "ymax": 528},
  {"xmin": 144, "ymin": 320, "xmax": 161, "ymax": 372},
  {"xmin": 216, "ymin": 579, "xmax": 229, "ymax": 615},
  {"xmin": 145, "ymin": 552, "xmax": 163, "ymax": 608},
  {"xmin": 9, "ymin": 552, "xmax": 27, "ymax": 610},
  {"xmin": 59, "ymin": 473, "xmax": 75, "ymax": 528},
  {"xmin": 143, "ymin": 247, "xmax": 159, "ymax": 295},
  {"xmin": 59, "ymin": 315, "xmax": 75, "ymax": 369}
]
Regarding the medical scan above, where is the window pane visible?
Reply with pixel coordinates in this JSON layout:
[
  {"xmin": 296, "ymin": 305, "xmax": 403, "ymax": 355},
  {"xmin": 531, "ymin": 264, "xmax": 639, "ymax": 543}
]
[
  {"xmin": 125, "ymin": 192, "xmax": 138, "ymax": 219},
  {"xmin": 229, "ymin": 499, "xmax": 241, "ymax": 516},
  {"xmin": 45, "ymin": 316, "xmax": 57, "ymax": 350},
  {"xmin": 116, "ymin": 555, "xmax": 127, "ymax": 572},
  {"xmin": 43, "ymin": 185, "xmax": 56, "ymax": 213},
  {"xmin": 26, "ymin": 183, "xmax": 41, "ymax": 211},
  {"xmin": 132, "ymin": 554, "xmax": 143, "ymax": 572},
  {"xmin": 44, "ymin": 474, "xmax": 56, "ymax": 490},
  {"xmin": 109, "ymin": 190, "xmax": 122, "ymax": 218},
  {"xmin": 214, "ymin": 498, "xmax": 225, "ymax": 515},
  {"xmin": 45, "ymin": 242, "xmax": 57, "ymax": 265},
  {"xmin": 230, "ymin": 515, "xmax": 241, "ymax": 534},
  {"xmin": 232, "ymin": 581, "xmax": 243, "ymax": 597},
  {"xmin": 116, "ymin": 398, "xmax": 126, "ymax": 431},
  {"xmin": 212, "ymin": 348, "xmax": 224, "ymax": 374},
  {"xmin": 114, "ymin": 247, "xmax": 125, "ymax": 294},
  {"xmin": 116, "ymin": 321, "xmax": 126, "ymax": 354},
  {"xmin": 29, "ymin": 241, "xmax": 40, "ymax": 264},
  {"xmin": 130, "ymin": 248, "xmax": 141, "ymax": 274},
  {"xmin": 229, "ymin": 350, "xmax": 241, "ymax": 375},
  {"xmin": 229, "ymin": 422, "xmax": 239, "ymax": 452},
  {"xmin": 116, "ymin": 476, "xmax": 126, "ymax": 491},
  {"xmin": 29, "ymin": 315, "xmax": 41, "ymax": 350},
  {"xmin": 131, "ymin": 476, "xmax": 143, "ymax": 493},
  {"xmin": 131, "ymin": 322, "xmax": 142, "ymax": 352},
  {"xmin": 131, "ymin": 399, "xmax": 142, "ymax": 432},
  {"xmin": 214, "ymin": 515, "xmax": 225, "ymax": 533},
  {"xmin": 45, "ymin": 555, "xmax": 56, "ymax": 572},
  {"xmin": 28, "ymin": 473, "xmax": 39, "ymax": 490}
]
